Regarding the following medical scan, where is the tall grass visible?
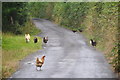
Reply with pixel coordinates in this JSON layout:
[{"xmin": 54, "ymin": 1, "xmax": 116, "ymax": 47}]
[
  {"xmin": 0, "ymin": 31, "xmax": 2, "ymax": 79},
  {"xmin": 2, "ymin": 33, "xmax": 42, "ymax": 78}
]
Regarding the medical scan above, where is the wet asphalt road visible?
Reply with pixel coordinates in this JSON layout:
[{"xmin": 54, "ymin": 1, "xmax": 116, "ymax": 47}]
[{"xmin": 11, "ymin": 19, "xmax": 116, "ymax": 78}]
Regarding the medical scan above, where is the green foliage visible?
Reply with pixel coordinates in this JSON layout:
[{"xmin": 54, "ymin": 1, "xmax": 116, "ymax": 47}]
[
  {"xmin": 19, "ymin": 21, "xmax": 41, "ymax": 35},
  {"xmin": 3, "ymin": 2, "xmax": 28, "ymax": 25},
  {"xmin": 2, "ymin": 2, "xmax": 29, "ymax": 34},
  {"xmin": 52, "ymin": 2, "xmax": 89, "ymax": 28},
  {"xmin": 28, "ymin": 2, "xmax": 48, "ymax": 18}
]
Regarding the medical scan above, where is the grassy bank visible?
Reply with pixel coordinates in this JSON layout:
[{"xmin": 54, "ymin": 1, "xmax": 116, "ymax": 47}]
[
  {"xmin": 0, "ymin": 32, "xmax": 2, "ymax": 79},
  {"xmin": 2, "ymin": 33, "xmax": 42, "ymax": 78}
]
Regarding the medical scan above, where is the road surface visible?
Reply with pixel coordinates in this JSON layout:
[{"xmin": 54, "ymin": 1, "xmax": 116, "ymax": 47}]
[{"xmin": 11, "ymin": 19, "xmax": 116, "ymax": 78}]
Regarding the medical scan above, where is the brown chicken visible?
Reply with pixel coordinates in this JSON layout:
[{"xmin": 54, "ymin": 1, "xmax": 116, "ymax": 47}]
[{"xmin": 36, "ymin": 56, "xmax": 45, "ymax": 70}]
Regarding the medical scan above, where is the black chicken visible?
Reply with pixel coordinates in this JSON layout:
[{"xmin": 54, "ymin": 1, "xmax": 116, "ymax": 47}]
[
  {"xmin": 34, "ymin": 37, "xmax": 38, "ymax": 43},
  {"xmin": 43, "ymin": 37, "xmax": 48, "ymax": 44},
  {"xmin": 72, "ymin": 30, "xmax": 77, "ymax": 33},
  {"xmin": 90, "ymin": 39, "xmax": 97, "ymax": 47},
  {"xmin": 78, "ymin": 29, "xmax": 83, "ymax": 32}
]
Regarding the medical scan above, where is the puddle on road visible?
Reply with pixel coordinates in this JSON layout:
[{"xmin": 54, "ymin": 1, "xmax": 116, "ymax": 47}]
[
  {"xmin": 48, "ymin": 47, "xmax": 63, "ymax": 51},
  {"xmin": 24, "ymin": 62, "xmax": 35, "ymax": 65},
  {"xmin": 78, "ymin": 40, "xmax": 86, "ymax": 45},
  {"xmin": 48, "ymin": 44, "xmax": 61, "ymax": 47},
  {"xmin": 27, "ymin": 62, "xmax": 35, "ymax": 64},
  {"xmin": 48, "ymin": 41, "xmax": 61, "ymax": 46}
]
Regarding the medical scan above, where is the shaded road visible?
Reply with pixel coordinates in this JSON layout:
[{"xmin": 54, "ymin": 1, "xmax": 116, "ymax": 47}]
[{"xmin": 11, "ymin": 19, "xmax": 116, "ymax": 78}]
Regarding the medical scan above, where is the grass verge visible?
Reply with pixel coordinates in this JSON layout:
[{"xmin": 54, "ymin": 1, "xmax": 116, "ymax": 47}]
[
  {"xmin": 0, "ymin": 32, "xmax": 2, "ymax": 79},
  {"xmin": 2, "ymin": 33, "xmax": 42, "ymax": 78}
]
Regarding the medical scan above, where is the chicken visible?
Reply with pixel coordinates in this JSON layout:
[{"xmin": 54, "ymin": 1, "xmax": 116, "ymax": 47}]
[
  {"xmin": 25, "ymin": 33, "xmax": 30, "ymax": 43},
  {"xmin": 43, "ymin": 36, "xmax": 48, "ymax": 44},
  {"xmin": 36, "ymin": 56, "xmax": 45, "ymax": 70},
  {"xmin": 34, "ymin": 37, "xmax": 38, "ymax": 43},
  {"xmin": 78, "ymin": 29, "xmax": 83, "ymax": 32},
  {"xmin": 90, "ymin": 39, "xmax": 97, "ymax": 47},
  {"xmin": 72, "ymin": 30, "xmax": 77, "ymax": 33}
]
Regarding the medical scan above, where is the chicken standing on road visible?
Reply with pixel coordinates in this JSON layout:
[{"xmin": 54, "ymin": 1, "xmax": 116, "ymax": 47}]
[
  {"xmin": 43, "ymin": 36, "xmax": 48, "ymax": 44},
  {"xmin": 36, "ymin": 56, "xmax": 45, "ymax": 71}
]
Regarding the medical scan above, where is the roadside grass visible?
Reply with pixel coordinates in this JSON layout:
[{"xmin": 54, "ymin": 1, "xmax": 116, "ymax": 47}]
[
  {"xmin": 0, "ymin": 31, "xmax": 2, "ymax": 79},
  {"xmin": 2, "ymin": 33, "xmax": 42, "ymax": 78},
  {"xmin": 80, "ymin": 13, "xmax": 118, "ymax": 73}
]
